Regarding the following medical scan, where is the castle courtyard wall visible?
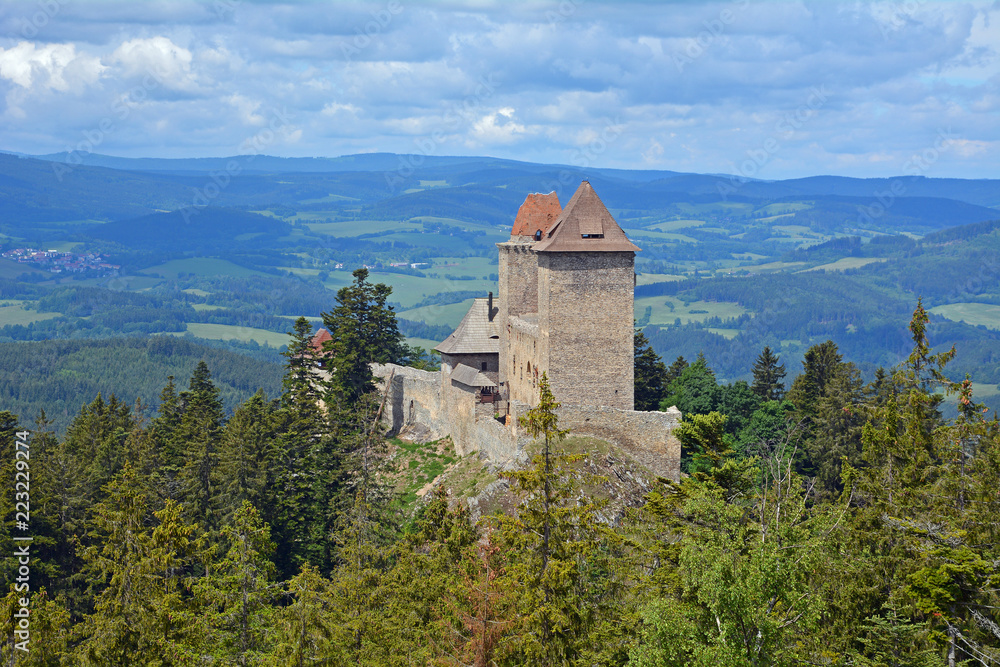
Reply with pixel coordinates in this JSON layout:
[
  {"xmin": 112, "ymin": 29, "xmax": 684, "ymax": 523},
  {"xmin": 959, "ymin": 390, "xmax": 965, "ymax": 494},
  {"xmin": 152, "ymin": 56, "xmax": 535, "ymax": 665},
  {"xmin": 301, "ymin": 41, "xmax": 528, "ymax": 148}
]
[{"xmin": 374, "ymin": 363, "xmax": 681, "ymax": 481}]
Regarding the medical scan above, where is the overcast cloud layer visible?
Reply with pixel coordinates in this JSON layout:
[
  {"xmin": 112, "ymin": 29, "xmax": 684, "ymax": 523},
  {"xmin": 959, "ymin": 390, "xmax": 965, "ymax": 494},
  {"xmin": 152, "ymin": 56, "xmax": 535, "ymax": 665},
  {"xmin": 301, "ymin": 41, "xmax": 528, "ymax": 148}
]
[{"xmin": 0, "ymin": 0, "xmax": 997, "ymax": 178}]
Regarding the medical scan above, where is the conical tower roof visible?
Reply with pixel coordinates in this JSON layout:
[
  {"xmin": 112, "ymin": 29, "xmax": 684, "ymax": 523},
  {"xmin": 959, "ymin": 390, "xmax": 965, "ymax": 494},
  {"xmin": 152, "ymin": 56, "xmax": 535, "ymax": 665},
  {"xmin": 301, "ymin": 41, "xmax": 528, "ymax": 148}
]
[{"xmin": 532, "ymin": 181, "xmax": 640, "ymax": 253}]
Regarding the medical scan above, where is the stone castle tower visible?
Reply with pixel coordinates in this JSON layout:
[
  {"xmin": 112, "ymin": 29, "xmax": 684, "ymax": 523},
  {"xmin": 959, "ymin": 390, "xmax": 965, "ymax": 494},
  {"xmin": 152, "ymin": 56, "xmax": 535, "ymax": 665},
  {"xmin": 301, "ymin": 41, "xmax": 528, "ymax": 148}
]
[
  {"xmin": 497, "ymin": 181, "xmax": 640, "ymax": 411},
  {"xmin": 380, "ymin": 181, "xmax": 680, "ymax": 480}
]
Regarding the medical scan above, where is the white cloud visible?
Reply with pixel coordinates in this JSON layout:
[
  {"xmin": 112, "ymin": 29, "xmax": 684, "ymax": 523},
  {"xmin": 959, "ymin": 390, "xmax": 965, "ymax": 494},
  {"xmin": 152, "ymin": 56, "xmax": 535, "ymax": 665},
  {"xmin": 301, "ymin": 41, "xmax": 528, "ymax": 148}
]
[
  {"xmin": 0, "ymin": 41, "xmax": 103, "ymax": 91},
  {"xmin": 468, "ymin": 107, "xmax": 528, "ymax": 146},
  {"xmin": 0, "ymin": 1, "xmax": 996, "ymax": 176},
  {"xmin": 110, "ymin": 36, "xmax": 196, "ymax": 90}
]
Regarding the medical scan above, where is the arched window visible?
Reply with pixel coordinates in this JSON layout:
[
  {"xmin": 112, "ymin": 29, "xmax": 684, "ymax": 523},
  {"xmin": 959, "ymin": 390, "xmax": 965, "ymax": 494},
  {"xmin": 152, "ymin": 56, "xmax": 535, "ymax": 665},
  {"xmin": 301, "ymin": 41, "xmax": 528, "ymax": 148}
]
[{"xmin": 534, "ymin": 229, "xmax": 542, "ymax": 241}]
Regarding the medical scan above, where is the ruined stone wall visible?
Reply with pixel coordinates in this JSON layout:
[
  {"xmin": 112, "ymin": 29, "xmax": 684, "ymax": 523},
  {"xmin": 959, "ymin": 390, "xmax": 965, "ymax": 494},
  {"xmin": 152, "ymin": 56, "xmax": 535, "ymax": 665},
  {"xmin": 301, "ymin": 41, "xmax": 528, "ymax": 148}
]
[
  {"xmin": 442, "ymin": 381, "xmax": 478, "ymax": 456},
  {"xmin": 507, "ymin": 400, "xmax": 681, "ymax": 481},
  {"xmin": 552, "ymin": 405, "xmax": 681, "ymax": 481},
  {"xmin": 373, "ymin": 364, "xmax": 680, "ymax": 481},
  {"xmin": 506, "ymin": 315, "xmax": 543, "ymax": 406},
  {"xmin": 537, "ymin": 251, "xmax": 635, "ymax": 410},
  {"xmin": 471, "ymin": 415, "xmax": 524, "ymax": 468},
  {"xmin": 372, "ymin": 363, "xmax": 448, "ymax": 442}
]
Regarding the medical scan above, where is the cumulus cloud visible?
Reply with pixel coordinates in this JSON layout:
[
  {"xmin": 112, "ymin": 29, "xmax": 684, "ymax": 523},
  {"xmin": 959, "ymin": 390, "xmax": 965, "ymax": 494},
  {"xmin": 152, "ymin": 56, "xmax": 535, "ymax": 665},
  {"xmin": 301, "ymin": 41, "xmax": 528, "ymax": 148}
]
[
  {"xmin": 469, "ymin": 106, "xmax": 529, "ymax": 145},
  {"xmin": 0, "ymin": 0, "xmax": 996, "ymax": 176},
  {"xmin": 110, "ymin": 36, "xmax": 197, "ymax": 91},
  {"xmin": 0, "ymin": 41, "xmax": 103, "ymax": 91}
]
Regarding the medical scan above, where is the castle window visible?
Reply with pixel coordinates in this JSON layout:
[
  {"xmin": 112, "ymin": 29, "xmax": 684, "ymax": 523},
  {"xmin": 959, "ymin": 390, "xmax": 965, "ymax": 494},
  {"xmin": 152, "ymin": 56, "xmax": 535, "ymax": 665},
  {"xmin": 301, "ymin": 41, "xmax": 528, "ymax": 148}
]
[
  {"xmin": 534, "ymin": 230, "xmax": 542, "ymax": 241},
  {"xmin": 581, "ymin": 234, "xmax": 604, "ymax": 239},
  {"xmin": 481, "ymin": 361, "xmax": 487, "ymax": 371}
]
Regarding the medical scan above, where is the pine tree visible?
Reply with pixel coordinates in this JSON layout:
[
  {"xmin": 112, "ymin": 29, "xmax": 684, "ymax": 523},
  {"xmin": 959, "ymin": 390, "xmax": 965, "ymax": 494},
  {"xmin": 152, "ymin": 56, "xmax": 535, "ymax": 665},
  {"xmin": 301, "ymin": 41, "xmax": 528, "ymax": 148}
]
[
  {"xmin": 271, "ymin": 320, "xmax": 328, "ymax": 577},
  {"xmin": 197, "ymin": 501, "xmax": 277, "ymax": 666},
  {"xmin": 217, "ymin": 391, "xmax": 277, "ymax": 526},
  {"xmin": 269, "ymin": 564, "xmax": 336, "ymax": 666},
  {"xmin": 495, "ymin": 373, "xmax": 608, "ymax": 665},
  {"xmin": 751, "ymin": 346, "xmax": 786, "ymax": 401},
  {"xmin": 661, "ymin": 353, "xmax": 718, "ymax": 415},
  {"xmin": 665, "ymin": 356, "xmax": 689, "ymax": 387},
  {"xmin": 176, "ymin": 361, "xmax": 225, "ymax": 532},
  {"xmin": 150, "ymin": 375, "xmax": 184, "ymax": 478},
  {"xmin": 321, "ymin": 268, "xmax": 405, "ymax": 405},
  {"xmin": 75, "ymin": 466, "xmax": 208, "ymax": 664},
  {"xmin": 787, "ymin": 340, "xmax": 843, "ymax": 419},
  {"xmin": 634, "ymin": 330, "xmax": 669, "ymax": 412}
]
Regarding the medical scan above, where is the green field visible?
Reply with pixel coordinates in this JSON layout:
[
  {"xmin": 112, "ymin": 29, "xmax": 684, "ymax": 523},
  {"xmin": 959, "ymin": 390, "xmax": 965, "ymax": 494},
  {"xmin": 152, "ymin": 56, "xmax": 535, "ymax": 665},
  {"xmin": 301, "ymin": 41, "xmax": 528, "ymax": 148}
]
[
  {"xmin": 0, "ymin": 258, "xmax": 49, "ymax": 279},
  {"xmin": 347, "ymin": 271, "xmax": 496, "ymax": 309},
  {"xmin": 398, "ymin": 299, "xmax": 477, "ymax": 329},
  {"xmin": 645, "ymin": 219, "xmax": 706, "ymax": 232},
  {"xmin": 406, "ymin": 337, "xmax": 442, "ymax": 352},
  {"xmin": 634, "ymin": 297, "xmax": 746, "ymax": 327},
  {"xmin": 636, "ymin": 273, "xmax": 685, "ymax": 286},
  {"xmin": 182, "ymin": 288, "xmax": 212, "ymax": 297},
  {"xmin": 746, "ymin": 261, "xmax": 807, "ymax": 272},
  {"xmin": 629, "ymin": 230, "xmax": 699, "ymax": 243},
  {"xmin": 707, "ymin": 328, "xmax": 741, "ymax": 339},
  {"xmin": 802, "ymin": 258, "xmax": 887, "ymax": 273},
  {"xmin": 304, "ymin": 219, "xmax": 424, "ymax": 235},
  {"xmin": 142, "ymin": 258, "xmax": 266, "ymax": 279},
  {"xmin": 930, "ymin": 303, "xmax": 1000, "ymax": 331},
  {"xmin": 179, "ymin": 323, "xmax": 290, "ymax": 348},
  {"xmin": 757, "ymin": 202, "xmax": 813, "ymax": 215},
  {"xmin": 191, "ymin": 303, "xmax": 224, "ymax": 312},
  {"xmin": 0, "ymin": 301, "xmax": 62, "ymax": 326}
]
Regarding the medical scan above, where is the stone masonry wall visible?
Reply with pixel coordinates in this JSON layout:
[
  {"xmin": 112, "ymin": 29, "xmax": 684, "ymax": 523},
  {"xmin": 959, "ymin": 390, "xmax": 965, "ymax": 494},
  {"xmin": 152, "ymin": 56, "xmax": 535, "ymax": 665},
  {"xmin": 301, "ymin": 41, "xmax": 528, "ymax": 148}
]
[
  {"xmin": 553, "ymin": 404, "xmax": 681, "ymax": 481},
  {"xmin": 372, "ymin": 369, "xmax": 681, "ymax": 481},
  {"xmin": 372, "ymin": 363, "xmax": 448, "ymax": 442},
  {"xmin": 507, "ymin": 315, "xmax": 542, "ymax": 406},
  {"xmin": 498, "ymin": 240, "xmax": 538, "ymax": 391},
  {"xmin": 538, "ymin": 251, "xmax": 635, "ymax": 410}
]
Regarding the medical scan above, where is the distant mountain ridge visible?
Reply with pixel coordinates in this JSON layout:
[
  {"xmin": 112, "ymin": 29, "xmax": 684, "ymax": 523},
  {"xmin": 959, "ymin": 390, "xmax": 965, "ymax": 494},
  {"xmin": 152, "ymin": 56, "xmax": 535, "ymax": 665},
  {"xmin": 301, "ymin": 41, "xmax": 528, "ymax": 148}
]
[{"xmin": 7, "ymin": 149, "xmax": 999, "ymax": 207}]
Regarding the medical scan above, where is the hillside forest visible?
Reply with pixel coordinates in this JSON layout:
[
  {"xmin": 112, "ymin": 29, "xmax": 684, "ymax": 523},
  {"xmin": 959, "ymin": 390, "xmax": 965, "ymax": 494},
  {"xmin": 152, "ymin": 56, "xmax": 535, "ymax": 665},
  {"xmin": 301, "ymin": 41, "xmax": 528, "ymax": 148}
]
[
  {"xmin": 2, "ymin": 266, "xmax": 999, "ymax": 665},
  {"xmin": 3, "ymin": 151, "xmax": 1000, "ymax": 427}
]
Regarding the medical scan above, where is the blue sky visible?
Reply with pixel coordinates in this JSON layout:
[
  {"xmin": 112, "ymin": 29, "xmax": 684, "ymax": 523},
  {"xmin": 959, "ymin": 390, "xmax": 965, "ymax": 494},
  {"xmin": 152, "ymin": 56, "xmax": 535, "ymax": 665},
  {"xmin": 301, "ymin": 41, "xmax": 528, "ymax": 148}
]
[{"xmin": 0, "ymin": 0, "xmax": 997, "ymax": 178}]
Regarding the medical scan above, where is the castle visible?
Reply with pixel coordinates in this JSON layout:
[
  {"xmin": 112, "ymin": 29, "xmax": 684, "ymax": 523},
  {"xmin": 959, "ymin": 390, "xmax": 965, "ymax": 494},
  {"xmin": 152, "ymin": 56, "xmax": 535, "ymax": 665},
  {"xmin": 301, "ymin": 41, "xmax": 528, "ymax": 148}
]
[{"xmin": 374, "ymin": 181, "xmax": 681, "ymax": 480}]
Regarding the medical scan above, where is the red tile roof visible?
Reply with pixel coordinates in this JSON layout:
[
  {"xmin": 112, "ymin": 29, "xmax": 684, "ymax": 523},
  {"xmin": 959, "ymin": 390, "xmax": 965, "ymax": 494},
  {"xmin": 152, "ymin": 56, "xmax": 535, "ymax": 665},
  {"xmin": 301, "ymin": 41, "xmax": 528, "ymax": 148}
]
[
  {"xmin": 310, "ymin": 328, "xmax": 332, "ymax": 354},
  {"xmin": 511, "ymin": 192, "xmax": 562, "ymax": 237}
]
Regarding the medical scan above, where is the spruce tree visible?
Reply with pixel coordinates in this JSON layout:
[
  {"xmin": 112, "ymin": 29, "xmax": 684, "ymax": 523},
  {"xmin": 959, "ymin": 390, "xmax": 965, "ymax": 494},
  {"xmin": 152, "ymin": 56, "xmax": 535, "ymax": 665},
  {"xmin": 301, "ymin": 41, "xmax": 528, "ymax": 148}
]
[
  {"xmin": 495, "ymin": 374, "xmax": 608, "ymax": 664},
  {"xmin": 176, "ymin": 361, "xmax": 225, "ymax": 532},
  {"xmin": 751, "ymin": 346, "xmax": 786, "ymax": 401},
  {"xmin": 217, "ymin": 391, "xmax": 277, "ymax": 526},
  {"xmin": 634, "ymin": 330, "xmax": 669, "ymax": 412},
  {"xmin": 665, "ymin": 355, "xmax": 689, "ymax": 387},
  {"xmin": 321, "ymin": 268, "xmax": 405, "ymax": 405}
]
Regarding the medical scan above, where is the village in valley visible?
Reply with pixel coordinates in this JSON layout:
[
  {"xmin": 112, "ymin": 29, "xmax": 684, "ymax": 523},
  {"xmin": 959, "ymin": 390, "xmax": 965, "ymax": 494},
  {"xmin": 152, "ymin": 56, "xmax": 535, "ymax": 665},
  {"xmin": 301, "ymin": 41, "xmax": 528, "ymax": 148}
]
[{"xmin": 1, "ymin": 247, "xmax": 120, "ymax": 275}]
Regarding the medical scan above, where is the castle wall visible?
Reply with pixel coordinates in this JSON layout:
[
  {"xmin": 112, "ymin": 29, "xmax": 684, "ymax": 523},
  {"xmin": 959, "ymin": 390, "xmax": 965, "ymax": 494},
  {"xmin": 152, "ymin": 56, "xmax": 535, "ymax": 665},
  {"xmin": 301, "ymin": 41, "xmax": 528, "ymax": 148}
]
[
  {"xmin": 507, "ymin": 315, "xmax": 543, "ymax": 406},
  {"xmin": 507, "ymin": 401, "xmax": 681, "ymax": 480},
  {"xmin": 550, "ymin": 404, "xmax": 681, "ymax": 481},
  {"xmin": 372, "ymin": 363, "xmax": 449, "ymax": 442},
  {"xmin": 373, "ymin": 363, "xmax": 681, "ymax": 482},
  {"xmin": 497, "ymin": 240, "xmax": 538, "ymax": 390},
  {"xmin": 537, "ymin": 251, "xmax": 635, "ymax": 410}
]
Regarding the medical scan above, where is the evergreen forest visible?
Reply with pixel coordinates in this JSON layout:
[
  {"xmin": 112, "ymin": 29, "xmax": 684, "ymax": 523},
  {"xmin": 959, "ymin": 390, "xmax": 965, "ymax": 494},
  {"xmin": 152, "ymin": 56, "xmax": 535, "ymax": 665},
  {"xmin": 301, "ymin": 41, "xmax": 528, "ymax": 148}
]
[{"xmin": 3, "ymin": 269, "xmax": 1000, "ymax": 665}]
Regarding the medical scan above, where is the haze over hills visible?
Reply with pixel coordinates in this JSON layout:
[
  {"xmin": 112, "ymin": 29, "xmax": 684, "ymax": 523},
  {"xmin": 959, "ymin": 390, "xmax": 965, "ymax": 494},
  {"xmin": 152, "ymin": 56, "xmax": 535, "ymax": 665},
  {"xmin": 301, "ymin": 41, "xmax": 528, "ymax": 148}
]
[{"xmin": 2, "ymin": 148, "xmax": 1000, "ymax": 424}]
